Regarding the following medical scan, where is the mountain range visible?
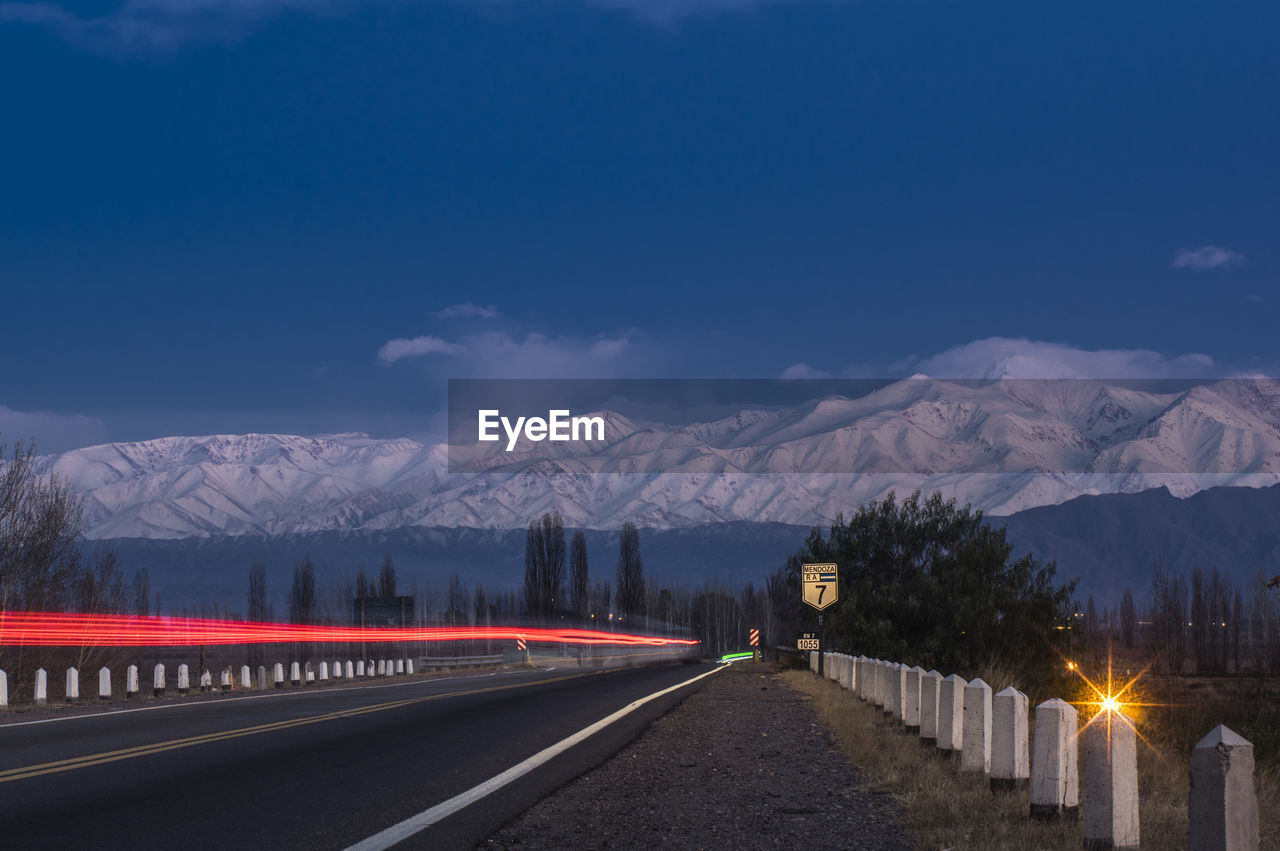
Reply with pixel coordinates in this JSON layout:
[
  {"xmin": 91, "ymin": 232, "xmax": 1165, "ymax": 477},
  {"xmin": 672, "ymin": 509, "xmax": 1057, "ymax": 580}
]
[{"xmin": 33, "ymin": 378, "xmax": 1280, "ymax": 540}]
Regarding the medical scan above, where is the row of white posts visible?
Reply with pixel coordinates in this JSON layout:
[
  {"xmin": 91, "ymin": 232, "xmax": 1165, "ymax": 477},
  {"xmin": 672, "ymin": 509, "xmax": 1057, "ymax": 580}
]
[
  {"xmin": 0, "ymin": 658, "xmax": 416, "ymax": 706},
  {"xmin": 811, "ymin": 651, "xmax": 1260, "ymax": 851}
]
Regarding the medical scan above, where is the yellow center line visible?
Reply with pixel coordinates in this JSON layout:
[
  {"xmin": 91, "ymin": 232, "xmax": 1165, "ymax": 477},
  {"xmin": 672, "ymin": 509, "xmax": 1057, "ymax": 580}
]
[{"xmin": 0, "ymin": 670, "xmax": 602, "ymax": 784}]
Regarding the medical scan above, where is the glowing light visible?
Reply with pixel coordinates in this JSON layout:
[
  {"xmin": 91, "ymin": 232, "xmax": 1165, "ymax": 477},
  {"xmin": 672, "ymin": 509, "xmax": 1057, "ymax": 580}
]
[
  {"xmin": 1100, "ymin": 695, "xmax": 1120, "ymax": 713},
  {"xmin": 719, "ymin": 652, "xmax": 753, "ymax": 661},
  {"xmin": 0, "ymin": 611, "xmax": 699, "ymax": 649}
]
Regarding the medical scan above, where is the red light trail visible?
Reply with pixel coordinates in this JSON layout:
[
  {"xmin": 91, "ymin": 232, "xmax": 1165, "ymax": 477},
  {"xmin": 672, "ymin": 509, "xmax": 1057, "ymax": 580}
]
[{"xmin": 0, "ymin": 612, "xmax": 699, "ymax": 648}]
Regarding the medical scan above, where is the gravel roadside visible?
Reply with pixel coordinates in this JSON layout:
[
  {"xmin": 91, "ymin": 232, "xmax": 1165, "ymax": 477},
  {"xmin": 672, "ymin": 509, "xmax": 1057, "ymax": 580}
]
[{"xmin": 483, "ymin": 661, "xmax": 914, "ymax": 850}]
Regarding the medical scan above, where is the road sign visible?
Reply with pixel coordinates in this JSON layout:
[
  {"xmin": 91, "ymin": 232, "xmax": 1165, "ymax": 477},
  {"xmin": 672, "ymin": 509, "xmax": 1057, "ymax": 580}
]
[
  {"xmin": 797, "ymin": 638, "xmax": 820, "ymax": 650},
  {"xmin": 749, "ymin": 628, "xmax": 759, "ymax": 646},
  {"xmin": 801, "ymin": 563, "xmax": 839, "ymax": 610},
  {"xmin": 516, "ymin": 636, "xmax": 526, "ymax": 651}
]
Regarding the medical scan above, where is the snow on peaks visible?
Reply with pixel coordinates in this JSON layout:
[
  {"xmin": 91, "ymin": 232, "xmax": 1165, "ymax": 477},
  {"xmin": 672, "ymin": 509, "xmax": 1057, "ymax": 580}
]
[{"xmin": 26, "ymin": 378, "xmax": 1280, "ymax": 539}]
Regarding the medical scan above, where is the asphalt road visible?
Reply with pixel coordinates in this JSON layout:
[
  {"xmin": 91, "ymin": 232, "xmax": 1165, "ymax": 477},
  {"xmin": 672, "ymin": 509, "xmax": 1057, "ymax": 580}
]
[{"xmin": 0, "ymin": 660, "xmax": 719, "ymax": 849}]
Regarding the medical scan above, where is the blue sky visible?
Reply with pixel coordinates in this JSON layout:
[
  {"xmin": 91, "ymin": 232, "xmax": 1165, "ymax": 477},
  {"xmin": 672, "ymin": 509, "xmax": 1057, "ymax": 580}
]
[{"xmin": 1, "ymin": 0, "xmax": 1276, "ymax": 451}]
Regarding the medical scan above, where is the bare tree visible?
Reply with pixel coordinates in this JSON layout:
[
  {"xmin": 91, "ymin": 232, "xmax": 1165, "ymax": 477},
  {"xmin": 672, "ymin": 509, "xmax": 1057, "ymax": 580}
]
[
  {"xmin": 377, "ymin": 554, "xmax": 397, "ymax": 597},
  {"xmin": 132, "ymin": 568, "xmax": 151, "ymax": 616},
  {"xmin": 0, "ymin": 438, "xmax": 85, "ymax": 613},
  {"xmin": 1150, "ymin": 559, "xmax": 1187, "ymax": 675},
  {"xmin": 569, "ymin": 530, "xmax": 589, "ymax": 620},
  {"xmin": 1231, "ymin": 586, "xmax": 1244, "ymax": 672},
  {"xmin": 1119, "ymin": 588, "xmax": 1136, "ymax": 650},
  {"xmin": 289, "ymin": 555, "xmax": 317, "ymax": 663},
  {"xmin": 615, "ymin": 522, "xmax": 645, "ymax": 621},
  {"xmin": 289, "ymin": 556, "xmax": 317, "ymax": 623},
  {"xmin": 523, "ymin": 513, "xmax": 566, "ymax": 622}
]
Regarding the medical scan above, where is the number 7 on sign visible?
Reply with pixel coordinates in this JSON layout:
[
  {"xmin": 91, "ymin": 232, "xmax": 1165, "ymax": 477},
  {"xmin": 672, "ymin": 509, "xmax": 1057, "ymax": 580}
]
[{"xmin": 801, "ymin": 563, "xmax": 839, "ymax": 611}]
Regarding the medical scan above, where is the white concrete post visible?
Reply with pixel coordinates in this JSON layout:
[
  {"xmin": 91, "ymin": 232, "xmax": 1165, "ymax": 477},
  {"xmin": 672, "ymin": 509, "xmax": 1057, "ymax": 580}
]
[
  {"xmin": 240, "ymin": 665, "xmax": 252, "ymax": 689},
  {"xmin": 332, "ymin": 660, "xmax": 342, "ymax": 679},
  {"xmin": 66, "ymin": 666, "xmax": 80, "ymax": 703},
  {"xmin": 396, "ymin": 659, "xmax": 405, "ymax": 674},
  {"xmin": 257, "ymin": 665, "xmax": 268, "ymax": 690},
  {"xmin": 809, "ymin": 651, "xmax": 817, "ymax": 673},
  {"xmin": 99, "ymin": 667, "xmax": 112, "ymax": 701},
  {"xmin": 871, "ymin": 661, "xmax": 883, "ymax": 707},
  {"xmin": 1083, "ymin": 710, "xmax": 1140, "ymax": 849},
  {"xmin": 319, "ymin": 661, "xmax": 329, "ymax": 681},
  {"xmin": 920, "ymin": 670, "xmax": 942, "ymax": 745},
  {"xmin": 1189, "ymin": 725, "xmax": 1259, "ymax": 851},
  {"xmin": 961, "ymin": 678, "xmax": 992, "ymax": 774},
  {"xmin": 937, "ymin": 674, "xmax": 965, "ymax": 756},
  {"xmin": 290, "ymin": 661, "xmax": 301, "ymax": 685},
  {"xmin": 153, "ymin": 663, "xmax": 165, "ymax": 698},
  {"xmin": 889, "ymin": 664, "xmax": 905, "ymax": 721},
  {"xmin": 855, "ymin": 657, "xmax": 866, "ymax": 699},
  {"xmin": 200, "ymin": 670, "xmax": 212, "ymax": 692},
  {"xmin": 406, "ymin": 659, "xmax": 414, "ymax": 675},
  {"xmin": 842, "ymin": 655, "xmax": 855, "ymax": 691},
  {"xmin": 357, "ymin": 660, "xmax": 365, "ymax": 677},
  {"xmin": 377, "ymin": 659, "xmax": 386, "ymax": 676},
  {"xmin": 126, "ymin": 664, "xmax": 139, "ymax": 699},
  {"xmin": 904, "ymin": 666, "xmax": 923, "ymax": 733},
  {"xmin": 346, "ymin": 660, "xmax": 355, "ymax": 678},
  {"xmin": 177, "ymin": 664, "xmax": 190, "ymax": 695},
  {"xmin": 305, "ymin": 662, "xmax": 314, "ymax": 684},
  {"xmin": 273, "ymin": 662, "xmax": 285, "ymax": 688},
  {"xmin": 220, "ymin": 669, "xmax": 232, "ymax": 692},
  {"xmin": 35, "ymin": 668, "xmax": 48, "ymax": 705},
  {"xmin": 991, "ymin": 687, "xmax": 1029, "ymax": 792},
  {"xmin": 0, "ymin": 669, "xmax": 7, "ymax": 708},
  {"xmin": 384, "ymin": 659, "xmax": 393, "ymax": 676},
  {"xmin": 1030, "ymin": 698, "xmax": 1079, "ymax": 820}
]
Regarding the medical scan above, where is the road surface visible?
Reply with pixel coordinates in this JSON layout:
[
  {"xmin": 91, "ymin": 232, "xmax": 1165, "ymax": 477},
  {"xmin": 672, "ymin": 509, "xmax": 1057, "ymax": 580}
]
[{"xmin": 0, "ymin": 660, "xmax": 718, "ymax": 849}]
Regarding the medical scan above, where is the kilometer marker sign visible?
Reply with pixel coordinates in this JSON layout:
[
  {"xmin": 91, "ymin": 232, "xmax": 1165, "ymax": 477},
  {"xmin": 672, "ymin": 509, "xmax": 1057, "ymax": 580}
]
[{"xmin": 801, "ymin": 563, "xmax": 839, "ymax": 611}]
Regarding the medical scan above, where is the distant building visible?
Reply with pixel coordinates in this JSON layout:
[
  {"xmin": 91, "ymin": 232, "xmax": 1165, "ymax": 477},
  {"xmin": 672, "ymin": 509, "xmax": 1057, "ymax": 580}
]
[{"xmin": 352, "ymin": 596, "xmax": 414, "ymax": 627}]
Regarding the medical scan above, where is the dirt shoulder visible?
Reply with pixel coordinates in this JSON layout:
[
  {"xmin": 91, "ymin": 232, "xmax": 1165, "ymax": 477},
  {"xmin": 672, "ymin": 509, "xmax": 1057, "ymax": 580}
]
[{"xmin": 484, "ymin": 661, "xmax": 913, "ymax": 850}]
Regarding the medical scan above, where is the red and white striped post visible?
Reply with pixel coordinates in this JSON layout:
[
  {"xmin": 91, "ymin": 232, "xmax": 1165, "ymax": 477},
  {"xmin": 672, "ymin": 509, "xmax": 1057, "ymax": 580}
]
[
  {"xmin": 749, "ymin": 628, "xmax": 760, "ymax": 661},
  {"xmin": 517, "ymin": 635, "xmax": 527, "ymax": 663}
]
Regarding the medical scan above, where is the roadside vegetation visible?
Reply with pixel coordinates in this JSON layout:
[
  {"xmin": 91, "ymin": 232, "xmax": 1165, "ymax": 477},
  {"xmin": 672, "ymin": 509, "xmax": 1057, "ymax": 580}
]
[{"xmin": 783, "ymin": 667, "xmax": 1280, "ymax": 850}]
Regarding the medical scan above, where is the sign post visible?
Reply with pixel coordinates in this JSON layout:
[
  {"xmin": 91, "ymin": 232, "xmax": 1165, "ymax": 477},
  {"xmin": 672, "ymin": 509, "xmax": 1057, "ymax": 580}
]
[{"xmin": 801, "ymin": 563, "xmax": 839, "ymax": 678}]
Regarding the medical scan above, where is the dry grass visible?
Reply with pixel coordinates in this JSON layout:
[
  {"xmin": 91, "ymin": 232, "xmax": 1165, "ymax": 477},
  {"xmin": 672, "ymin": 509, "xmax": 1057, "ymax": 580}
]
[{"xmin": 781, "ymin": 669, "xmax": 1280, "ymax": 850}]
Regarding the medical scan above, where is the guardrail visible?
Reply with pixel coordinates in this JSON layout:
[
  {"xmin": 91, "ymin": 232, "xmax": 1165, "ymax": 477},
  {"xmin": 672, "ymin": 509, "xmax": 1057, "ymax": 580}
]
[
  {"xmin": 1, "ymin": 656, "xmax": 421, "ymax": 707},
  {"xmin": 418, "ymin": 654, "xmax": 505, "ymax": 672}
]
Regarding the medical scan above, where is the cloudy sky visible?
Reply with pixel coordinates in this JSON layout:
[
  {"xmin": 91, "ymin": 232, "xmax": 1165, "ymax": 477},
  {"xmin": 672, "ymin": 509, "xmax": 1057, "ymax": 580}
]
[{"xmin": 0, "ymin": 0, "xmax": 1275, "ymax": 451}]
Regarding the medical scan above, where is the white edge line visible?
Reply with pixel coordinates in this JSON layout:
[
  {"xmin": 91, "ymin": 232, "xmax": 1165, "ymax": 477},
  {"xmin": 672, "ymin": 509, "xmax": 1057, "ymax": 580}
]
[{"xmin": 344, "ymin": 663, "xmax": 727, "ymax": 851}]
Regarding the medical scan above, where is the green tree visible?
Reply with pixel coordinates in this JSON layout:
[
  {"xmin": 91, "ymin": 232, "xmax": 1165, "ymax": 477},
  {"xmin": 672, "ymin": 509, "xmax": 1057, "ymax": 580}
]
[{"xmin": 780, "ymin": 491, "xmax": 1075, "ymax": 676}]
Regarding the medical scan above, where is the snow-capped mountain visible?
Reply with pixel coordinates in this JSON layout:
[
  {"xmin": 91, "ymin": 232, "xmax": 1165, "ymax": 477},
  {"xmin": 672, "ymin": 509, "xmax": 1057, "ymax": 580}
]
[{"xmin": 31, "ymin": 378, "xmax": 1280, "ymax": 539}]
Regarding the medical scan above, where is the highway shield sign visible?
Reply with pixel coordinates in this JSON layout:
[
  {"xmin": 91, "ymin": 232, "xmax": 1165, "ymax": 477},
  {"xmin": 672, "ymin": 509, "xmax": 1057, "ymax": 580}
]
[{"xmin": 801, "ymin": 563, "xmax": 839, "ymax": 611}]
